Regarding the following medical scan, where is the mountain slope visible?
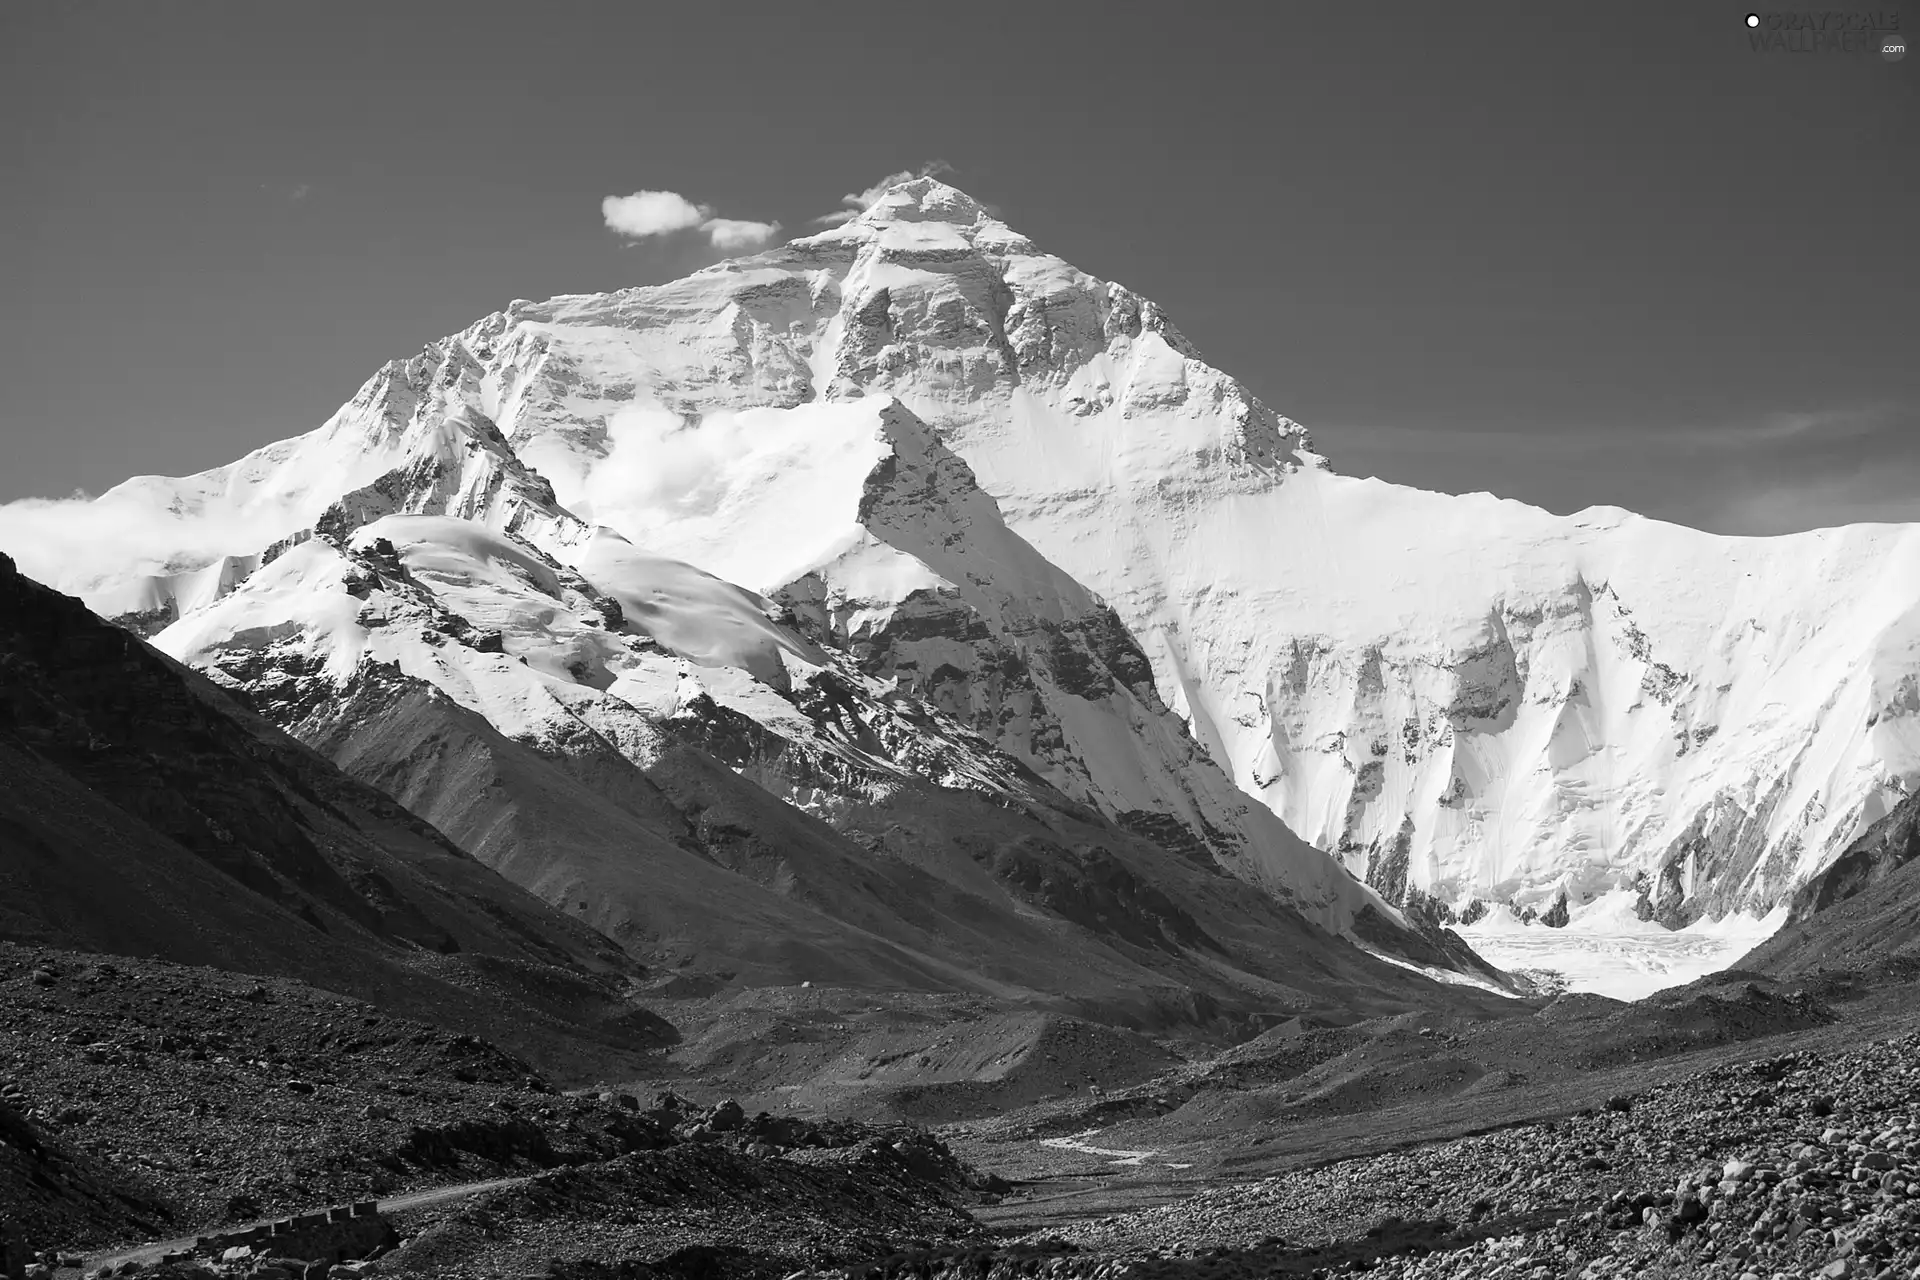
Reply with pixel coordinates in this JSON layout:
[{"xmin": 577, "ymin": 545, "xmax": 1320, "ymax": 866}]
[
  {"xmin": 307, "ymin": 174, "xmax": 1910, "ymax": 928},
  {"xmin": 91, "ymin": 365, "xmax": 1381, "ymax": 937},
  {"xmin": 1736, "ymin": 788, "xmax": 1920, "ymax": 982},
  {"xmin": 0, "ymin": 265, "xmax": 1512, "ymax": 1014},
  {"xmin": 0, "ymin": 551, "xmax": 669, "ymax": 1077},
  {"xmin": 148, "ymin": 487, "xmax": 1502, "ymax": 1022}
]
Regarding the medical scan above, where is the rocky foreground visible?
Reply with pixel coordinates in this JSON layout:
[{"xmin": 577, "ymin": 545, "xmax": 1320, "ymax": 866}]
[
  {"xmin": 874, "ymin": 1031, "xmax": 1920, "ymax": 1280},
  {"xmin": 5, "ymin": 935, "xmax": 1919, "ymax": 1279},
  {"xmin": 0, "ymin": 942, "xmax": 1000, "ymax": 1278}
]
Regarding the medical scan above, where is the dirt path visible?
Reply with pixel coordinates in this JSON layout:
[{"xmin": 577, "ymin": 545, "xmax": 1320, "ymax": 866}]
[{"xmin": 73, "ymin": 1175, "xmax": 529, "ymax": 1275}]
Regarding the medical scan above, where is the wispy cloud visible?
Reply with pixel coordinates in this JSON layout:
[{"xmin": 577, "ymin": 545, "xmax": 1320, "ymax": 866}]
[
  {"xmin": 1671, "ymin": 405, "xmax": 1898, "ymax": 449},
  {"xmin": 1323, "ymin": 402, "xmax": 1906, "ymax": 458},
  {"xmin": 257, "ymin": 181, "xmax": 314, "ymax": 205},
  {"xmin": 600, "ymin": 189, "xmax": 783, "ymax": 251},
  {"xmin": 1708, "ymin": 468, "xmax": 1920, "ymax": 535},
  {"xmin": 1320, "ymin": 401, "xmax": 1919, "ymax": 535},
  {"xmin": 812, "ymin": 161, "xmax": 955, "ymax": 226}
]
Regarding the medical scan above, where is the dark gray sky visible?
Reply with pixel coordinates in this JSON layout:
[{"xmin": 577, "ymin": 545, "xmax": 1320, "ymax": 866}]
[{"xmin": 4, "ymin": 1, "xmax": 1915, "ymax": 533}]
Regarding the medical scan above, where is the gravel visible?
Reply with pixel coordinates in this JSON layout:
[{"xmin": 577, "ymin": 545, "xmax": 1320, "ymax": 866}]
[{"xmin": 844, "ymin": 1031, "xmax": 1920, "ymax": 1280}]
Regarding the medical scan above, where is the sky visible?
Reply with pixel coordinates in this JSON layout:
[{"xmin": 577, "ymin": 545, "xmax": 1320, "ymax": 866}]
[{"xmin": 3, "ymin": 0, "xmax": 1915, "ymax": 535}]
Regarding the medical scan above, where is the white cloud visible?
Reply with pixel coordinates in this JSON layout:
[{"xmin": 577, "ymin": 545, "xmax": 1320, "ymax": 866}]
[
  {"xmin": 575, "ymin": 406, "xmax": 755, "ymax": 530},
  {"xmin": 601, "ymin": 190, "xmax": 785, "ymax": 252},
  {"xmin": 813, "ymin": 161, "xmax": 954, "ymax": 225},
  {"xmin": 602, "ymin": 190, "xmax": 712, "ymax": 238},
  {"xmin": 0, "ymin": 489, "xmax": 281, "ymax": 603},
  {"xmin": 700, "ymin": 217, "xmax": 782, "ymax": 251}
]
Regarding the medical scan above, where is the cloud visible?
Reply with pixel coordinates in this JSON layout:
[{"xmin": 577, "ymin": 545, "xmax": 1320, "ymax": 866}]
[
  {"xmin": 699, "ymin": 217, "xmax": 783, "ymax": 251},
  {"xmin": 1704, "ymin": 460, "xmax": 1920, "ymax": 535},
  {"xmin": 572, "ymin": 406, "xmax": 756, "ymax": 534},
  {"xmin": 1322, "ymin": 402, "xmax": 1906, "ymax": 458},
  {"xmin": 602, "ymin": 190, "xmax": 712, "ymax": 238},
  {"xmin": 601, "ymin": 189, "xmax": 785, "ymax": 252},
  {"xmin": 1317, "ymin": 400, "xmax": 1920, "ymax": 535},
  {"xmin": 0, "ymin": 488, "xmax": 288, "ymax": 606},
  {"xmin": 813, "ymin": 160, "xmax": 955, "ymax": 225},
  {"xmin": 1697, "ymin": 405, "xmax": 1895, "ymax": 447},
  {"xmin": 256, "ymin": 181, "xmax": 314, "ymax": 204}
]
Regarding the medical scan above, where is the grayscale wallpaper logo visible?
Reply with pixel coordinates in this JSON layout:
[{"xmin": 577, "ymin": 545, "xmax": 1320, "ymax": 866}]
[{"xmin": 1743, "ymin": 10, "xmax": 1905, "ymax": 56}]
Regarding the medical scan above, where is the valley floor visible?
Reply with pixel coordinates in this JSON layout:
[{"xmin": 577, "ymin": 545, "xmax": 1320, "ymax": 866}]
[
  {"xmin": 7, "ymin": 943, "xmax": 1919, "ymax": 1280},
  {"xmin": 934, "ymin": 988, "xmax": 1920, "ymax": 1279}
]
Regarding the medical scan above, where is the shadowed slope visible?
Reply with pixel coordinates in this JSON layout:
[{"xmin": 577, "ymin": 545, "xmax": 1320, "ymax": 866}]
[
  {"xmin": 0, "ymin": 552, "xmax": 669, "ymax": 1077},
  {"xmin": 1737, "ymin": 789, "xmax": 1920, "ymax": 983}
]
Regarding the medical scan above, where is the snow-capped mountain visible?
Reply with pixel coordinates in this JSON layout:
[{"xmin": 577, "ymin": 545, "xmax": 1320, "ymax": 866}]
[
  {"xmin": 138, "ymin": 378, "xmax": 1380, "ymax": 930},
  {"xmin": 16, "ymin": 176, "xmax": 1919, "ymax": 942}
]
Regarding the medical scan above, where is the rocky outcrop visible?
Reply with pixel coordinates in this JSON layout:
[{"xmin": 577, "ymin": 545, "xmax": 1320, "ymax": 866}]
[
  {"xmin": 188, "ymin": 1204, "xmax": 394, "ymax": 1268},
  {"xmin": 1738, "ymin": 788, "xmax": 1920, "ymax": 983},
  {"xmin": 1787, "ymin": 787, "xmax": 1920, "ymax": 923}
]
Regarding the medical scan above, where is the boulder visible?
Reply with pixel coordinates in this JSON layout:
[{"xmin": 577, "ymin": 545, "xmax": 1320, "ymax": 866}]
[{"xmin": 706, "ymin": 1099, "xmax": 745, "ymax": 1133}]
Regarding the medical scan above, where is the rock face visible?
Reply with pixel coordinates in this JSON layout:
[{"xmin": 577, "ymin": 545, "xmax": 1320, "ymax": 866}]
[
  {"xmin": 1738, "ymin": 789, "xmax": 1920, "ymax": 982},
  {"xmin": 11, "ymin": 177, "xmax": 1910, "ymax": 939}
]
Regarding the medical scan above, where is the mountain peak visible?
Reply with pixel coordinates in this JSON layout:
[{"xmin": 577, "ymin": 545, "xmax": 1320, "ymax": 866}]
[
  {"xmin": 789, "ymin": 177, "xmax": 1015, "ymax": 256},
  {"xmin": 851, "ymin": 176, "xmax": 987, "ymax": 226}
]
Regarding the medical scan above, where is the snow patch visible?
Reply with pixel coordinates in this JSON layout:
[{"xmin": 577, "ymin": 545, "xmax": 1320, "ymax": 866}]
[
  {"xmin": 1456, "ymin": 907, "xmax": 1787, "ymax": 1002},
  {"xmin": 579, "ymin": 526, "xmax": 824, "ymax": 689},
  {"xmin": 1040, "ymin": 1132, "xmax": 1159, "ymax": 1167}
]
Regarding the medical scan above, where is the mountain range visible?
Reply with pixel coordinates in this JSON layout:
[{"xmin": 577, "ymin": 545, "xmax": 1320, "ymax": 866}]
[{"xmin": 7, "ymin": 176, "xmax": 1918, "ymax": 1009}]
